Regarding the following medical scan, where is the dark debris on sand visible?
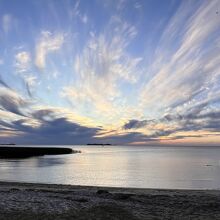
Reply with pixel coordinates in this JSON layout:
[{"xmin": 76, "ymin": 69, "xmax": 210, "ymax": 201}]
[{"xmin": 0, "ymin": 182, "xmax": 220, "ymax": 220}]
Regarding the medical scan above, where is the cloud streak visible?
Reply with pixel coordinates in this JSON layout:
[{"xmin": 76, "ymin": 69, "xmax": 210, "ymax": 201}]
[
  {"xmin": 0, "ymin": 88, "xmax": 29, "ymax": 116},
  {"xmin": 140, "ymin": 0, "xmax": 220, "ymax": 115},
  {"xmin": 2, "ymin": 14, "xmax": 12, "ymax": 34},
  {"xmin": 63, "ymin": 16, "xmax": 142, "ymax": 123},
  {"xmin": 35, "ymin": 31, "xmax": 64, "ymax": 69}
]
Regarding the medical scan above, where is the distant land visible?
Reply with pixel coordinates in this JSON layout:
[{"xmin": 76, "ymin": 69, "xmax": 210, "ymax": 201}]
[
  {"xmin": 0, "ymin": 146, "xmax": 79, "ymax": 158},
  {"xmin": 87, "ymin": 143, "xmax": 112, "ymax": 146}
]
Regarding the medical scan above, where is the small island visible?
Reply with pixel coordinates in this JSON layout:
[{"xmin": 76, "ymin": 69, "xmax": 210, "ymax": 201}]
[
  {"xmin": 87, "ymin": 143, "xmax": 112, "ymax": 146},
  {"xmin": 0, "ymin": 146, "xmax": 79, "ymax": 158}
]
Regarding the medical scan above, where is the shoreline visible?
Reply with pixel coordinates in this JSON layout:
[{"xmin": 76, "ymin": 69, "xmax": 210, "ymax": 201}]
[
  {"xmin": 0, "ymin": 180, "xmax": 220, "ymax": 192},
  {"xmin": 0, "ymin": 181, "xmax": 220, "ymax": 219}
]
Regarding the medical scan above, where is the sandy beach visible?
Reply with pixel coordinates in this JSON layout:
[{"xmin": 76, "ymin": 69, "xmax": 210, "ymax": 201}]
[{"xmin": 0, "ymin": 182, "xmax": 219, "ymax": 219}]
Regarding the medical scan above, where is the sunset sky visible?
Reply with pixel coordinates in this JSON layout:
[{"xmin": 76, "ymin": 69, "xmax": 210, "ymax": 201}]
[{"xmin": 0, "ymin": 0, "xmax": 220, "ymax": 145}]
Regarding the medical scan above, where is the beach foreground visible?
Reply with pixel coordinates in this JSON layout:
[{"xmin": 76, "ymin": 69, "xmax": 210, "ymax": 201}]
[{"xmin": 0, "ymin": 182, "xmax": 220, "ymax": 220}]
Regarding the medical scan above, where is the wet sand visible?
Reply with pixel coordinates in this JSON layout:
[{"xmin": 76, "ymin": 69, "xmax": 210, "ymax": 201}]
[{"xmin": 0, "ymin": 181, "xmax": 220, "ymax": 219}]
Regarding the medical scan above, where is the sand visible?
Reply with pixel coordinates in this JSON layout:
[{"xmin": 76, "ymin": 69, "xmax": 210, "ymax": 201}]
[{"xmin": 0, "ymin": 181, "xmax": 220, "ymax": 220}]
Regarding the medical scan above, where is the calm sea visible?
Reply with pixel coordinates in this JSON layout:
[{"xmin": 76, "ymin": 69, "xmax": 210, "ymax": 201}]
[{"xmin": 0, "ymin": 145, "xmax": 220, "ymax": 189}]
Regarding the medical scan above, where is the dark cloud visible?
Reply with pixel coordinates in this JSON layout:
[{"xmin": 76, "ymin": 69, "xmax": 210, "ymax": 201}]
[
  {"xmin": 25, "ymin": 82, "xmax": 33, "ymax": 97},
  {"xmin": 168, "ymin": 135, "xmax": 204, "ymax": 140},
  {"xmin": 98, "ymin": 132, "xmax": 159, "ymax": 145},
  {"xmin": 32, "ymin": 109, "xmax": 55, "ymax": 121},
  {"xmin": 1, "ymin": 107, "xmax": 175, "ymax": 145},
  {"xmin": 199, "ymin": 111, "xmax": 220, "ymax": 120},
  {"xmin": 163, "ymin": 114, "xmax": 183, "ymax": 122},
  {"xmin": 0, "ymin": 108, "xmax": 102, "ymax": 144},
  {"xmin": 0, "ymin": 92, "xmax": 28, "ymax": 116},
  {"xmin": 123, "ymin": 119, "xmax": 155, "ymax": 129},
  {"xmin": 122, "ymin": 92, "xmax": 220, "ymax": 143},
  {"xmin": 121, "ymin": 106, "xmax": 220, "ymax": 142},
  {"xmin": 203, "ymin": 119, "xmax": 220, "ymax": 132},
  {"xmin": 1, "ymin": 91, "xmax": 220, "ymax": 145},
  {"xmin": 0, "ymin": 77, "xmax": 30, "ymax": 117}
]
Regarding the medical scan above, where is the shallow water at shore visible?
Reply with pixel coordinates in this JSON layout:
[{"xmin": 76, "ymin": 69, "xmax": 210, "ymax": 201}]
[{"xmin": 0, "ymin": 145, "xmax": 220, "ymax": 189}]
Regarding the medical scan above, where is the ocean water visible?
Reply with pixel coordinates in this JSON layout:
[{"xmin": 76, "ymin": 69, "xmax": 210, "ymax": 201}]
[{"xmin": 0, "ymin": 145, "xmax": 220, "ymax": 189}]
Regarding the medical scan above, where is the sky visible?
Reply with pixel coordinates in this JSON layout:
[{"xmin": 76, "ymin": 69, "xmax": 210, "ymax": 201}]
[{"xmin": 0, "ymin": 0, "xmax": 220, "ymax": 145}]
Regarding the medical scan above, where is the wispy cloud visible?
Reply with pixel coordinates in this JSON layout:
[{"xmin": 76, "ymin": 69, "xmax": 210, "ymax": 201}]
[
  {"xmin": 0, "ymin": 58, "xmax": 4, "ymax": 65},
  {"xmin": 14, "ymin": 50, "xmax": 38, "ymax": 97},
  {"xmin": 2, "ymin": 14, "xmax": 12, "ymax": 34},
  {"xmin": 63, "ymin": 16, "xmax": 142, "ymax": 123},
  {"xmin": 35, "ymin": 31, "xmax": 64, "ymax": 69},
  {"xmin": 15, "ymin": 51, "xmax": 31, "ymax": 73},
  {"xmin": 140, "ymin": 0, "xmax": 220, "ymax": 116},
  {"xmin": 0, "ymin": 87, "xmax": 30, "ymax": 116}
]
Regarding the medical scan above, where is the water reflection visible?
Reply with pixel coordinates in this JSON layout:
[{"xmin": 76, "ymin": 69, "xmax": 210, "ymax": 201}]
[
  {"xmin": 0, "ymin": 155, "xmax": 67, "ymax": 168},
  {"xmin": 35, "ymin": 156, "xmax": 66, "ymax": 167},
  {"xmin": 1, "ymin": 146, "xmax": 220, "ymax": 189}
]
